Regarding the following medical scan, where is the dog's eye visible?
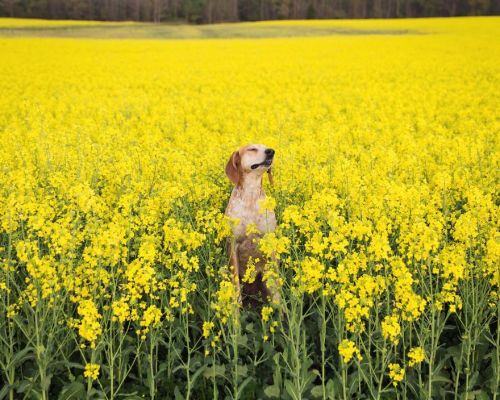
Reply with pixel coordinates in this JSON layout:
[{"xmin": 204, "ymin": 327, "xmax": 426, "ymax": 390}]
[{"xmin": 248, "ymin": 148, "xmax": 258, "ymax": 152}]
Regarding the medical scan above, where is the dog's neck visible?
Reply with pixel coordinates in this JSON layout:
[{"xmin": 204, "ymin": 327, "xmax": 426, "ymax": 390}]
[
  {"xmin": 226, "ymin": 171, "xmax": 276, "ymax": 238},
  {"xmin": 233, "ymin": 174, "xmax": 265, "ymax": 203}
]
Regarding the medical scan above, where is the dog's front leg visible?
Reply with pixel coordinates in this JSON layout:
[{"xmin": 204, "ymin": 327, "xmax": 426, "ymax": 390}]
[{"xmin": 229, "ymin": 240, "xmax": 242, "ymax": 305}]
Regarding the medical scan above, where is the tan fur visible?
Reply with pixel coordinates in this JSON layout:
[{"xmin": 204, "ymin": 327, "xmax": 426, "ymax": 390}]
[{"xmin": 224, "ymin": 144, "xmax": 279, "ymax": 306}]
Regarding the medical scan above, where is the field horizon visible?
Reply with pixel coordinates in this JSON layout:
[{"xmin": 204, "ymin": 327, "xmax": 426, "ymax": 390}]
[{"xmin": 0, "ymin": 16, "xmax": 497, "ymax": 39}]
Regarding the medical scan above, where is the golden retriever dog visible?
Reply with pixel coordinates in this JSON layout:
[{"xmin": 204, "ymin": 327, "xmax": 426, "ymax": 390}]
[{"xmin": 224, "ymin": 144, "xmax": 280, "ymax": 307}]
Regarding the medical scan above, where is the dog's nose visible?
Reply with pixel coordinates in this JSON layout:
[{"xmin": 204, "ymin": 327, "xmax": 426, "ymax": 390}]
[{"xmin": 265, "ymin": 148, "xmax": 275, "ymax": 156}]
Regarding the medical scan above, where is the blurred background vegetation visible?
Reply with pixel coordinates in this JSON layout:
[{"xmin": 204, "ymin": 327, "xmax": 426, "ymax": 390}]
[{"xmin": 0, "ymin": 0, "xmax": 498, "ymax": 24}]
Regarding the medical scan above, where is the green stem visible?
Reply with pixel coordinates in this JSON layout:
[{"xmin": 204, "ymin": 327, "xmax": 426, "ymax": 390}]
[
  {"xmin": 6, "ymin": 233, "xmax": 15, "ymax": 400},
  {"xmin": 232, "ymin": 324, "xmax": 239, "ymax": 400},
  {"xmin": 149, "ymin": 336, "xmax": 156, "ymax": 400},
  {"xmin": 185, "ymin": 312, "xmax": 192, "ymax": 400},
  {"xmin": 428, "ymin": 308, "xmax": 435, "ymax": 400},
  {"xmin": 320, "ymin": 295, "xmax": 326, "ymax": 400},
  {"xmin": 35, "ymin": 304, "xmax": 48, "ymax": 400},
  {"xmin": 342, "ymin": 363, "xmax": 347, "ymax": 400},
  {"xmin": 494, "ymin": 305, "xmax": 499, "ymax": 400}
]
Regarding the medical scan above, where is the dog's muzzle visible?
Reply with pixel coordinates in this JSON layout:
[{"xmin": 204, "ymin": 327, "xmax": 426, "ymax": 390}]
[
  {"xmin": 251, "ymin": 157, "xmax": 273, "ymax": 170},
  {"xmin": 251, "ymin": 148, "xmax": 275, "ymax": 170}
]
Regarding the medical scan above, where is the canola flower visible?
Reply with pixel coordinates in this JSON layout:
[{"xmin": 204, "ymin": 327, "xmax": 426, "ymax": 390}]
[
  {"xmin": 408, "ymin": 346, "xmax": 426, "ymax": 367},
  {"xmin": 202, "ymin": 321, "xmax": 215, "ymax": 338},
  {"xmin": 261, "ymin": 306, "xmax": 273, "ymax": 322},
  {"xmin": 83, "ymin": 363, "xmax": 100, "ymax": 381},
  {"xmin": 388, "ymin": 363, "xmax": 405, "ymax": 387},
  {"xmin": 338, "ymin": 339, "xmax": 362, "ymax": 363},
  {"xmin": 0, "ymin": 16, "xmax": 498, "ymax": 400},
  {"xmin": 381, "ymin": 315, "xmax": 401, "ymax": 345}
]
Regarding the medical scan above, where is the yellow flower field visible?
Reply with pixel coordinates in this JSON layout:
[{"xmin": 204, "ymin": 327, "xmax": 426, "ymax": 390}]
[{"xmin": 0, "ymin": 17, "xmax": 499, "ymax": 400}]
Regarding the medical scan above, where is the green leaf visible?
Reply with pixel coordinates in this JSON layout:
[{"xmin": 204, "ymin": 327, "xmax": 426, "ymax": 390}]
[
  {"xmin": 203, "ymin": 364, "xmax": 225, "ymax": 379},
  {"xmin": 0, "ymin": 384, "xmax": 10, "ymax": 400},
  {"xmin": 263, "ymin": 385, "xmax": 280, "ymax": 398},
  {"xmin": 190, "ymin": 365, "xmax": 206, "ymax": 385},
  {"xmin": 446, "ymin": 344, "xmax": 462, "ymax": 367},
  {"xmin": 326, "ymin": 378, "xmax": 336, "ymax": 400},
  {"xmin": 476, "ymin": 390, "xmax": 492, "ymax": 400},
  {"xmin": 236, "ymin": 376, "xmax": 254, "ymax": 397},
  {"xmin": 273, "ymin": 367, "xmax": 282, "ymax": 389},
  {"xmin": 8, "ymin": 347, "xmax": 35, "ymax": 368},
  {"xmin": 174, "ymin": 386, "xmax": 185, "ymax": 400},
  {"xmin": 431, "ymin": 372, "xmax": 452, "ymax": 384},
  {"xmin": 172, "ymin": 365, "xmax": 185, "ymax": 374},
  {"xmin": 58, "ymin": 381, "xmax": 85, "ymax": 400},
  {"xmin": 468, "ymin": 371, "xmax": 479, "ymax": 388},
  {"xmin": 236, "ymin": 364, "xmax": 248, "ymax": 377},
  {"xmin": 16, "ymin": 380, "xmax": 33, "ymax": 394},
  {"xmin": 284, "ymin": 380, "xmax": 299, "ymax": 400},
  {"xmin": 238, "ymin": 334, "xmax": 248, "ymax": 348},
  {"xmin": 41, "ymin": 374, "xmax": 52, "ymax": 391},
  {"xmin": 303, "ymin": 369, "xmax": 318, "ymax": 391},
  {"xmin": 310, "ymin": 384, "xmax": 324, "ymax": 398}
]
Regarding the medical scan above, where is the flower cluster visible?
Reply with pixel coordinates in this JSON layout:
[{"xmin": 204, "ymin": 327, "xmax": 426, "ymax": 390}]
[
  {"xmin": 83, "ymin": 363, "xmax": 100, "ymax": 381},
  {"xmin": 338, "ymin": 339, "xmax": 362, "ymax": 363}
]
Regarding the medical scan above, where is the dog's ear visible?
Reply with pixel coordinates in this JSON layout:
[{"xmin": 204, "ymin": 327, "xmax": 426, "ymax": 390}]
[
  {"xmin": 225, "ymin": 150, "xmax": 241, "ymax": 186},
  {"xmin": 267, "ymin": 168, "xmax": 274, "ymax": 186}
]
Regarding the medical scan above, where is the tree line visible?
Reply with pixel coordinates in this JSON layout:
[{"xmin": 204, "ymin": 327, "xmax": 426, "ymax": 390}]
[{"xmin": 0, "ymin": 0, "xmax": 498, "ymax": 24}]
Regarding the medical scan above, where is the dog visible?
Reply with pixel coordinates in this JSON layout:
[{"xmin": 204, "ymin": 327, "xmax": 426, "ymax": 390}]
[{"xmin": 224, "ymin": 144, "xmax": 280, "ymax": 307}]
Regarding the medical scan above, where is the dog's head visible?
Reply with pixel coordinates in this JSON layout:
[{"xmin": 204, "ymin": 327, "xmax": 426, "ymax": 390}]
[{"xmin": 225, "ymin": 144, "xmax": 275, "ymax": 186}]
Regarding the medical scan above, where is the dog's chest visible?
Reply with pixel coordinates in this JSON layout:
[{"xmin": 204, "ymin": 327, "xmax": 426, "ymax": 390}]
[{"xmin": 225, "ymin": 195, "xmax": 276, "ymax": 238}]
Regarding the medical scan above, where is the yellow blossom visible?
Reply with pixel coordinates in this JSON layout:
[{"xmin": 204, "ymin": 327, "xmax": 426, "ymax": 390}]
[
  {"xmin": 408, "ymin": 347, "xmax": 426, "ymax": 367},
  {"xmin": 388, "ymin": 363, "xmax": 405, "ymax": 386},
  {"xmin": 83, "ymin": 363, "xmax": 100, "ymax": 381},
  {"xmin": 381, "ymin": 315, "xmax": 401, "ymax": 345},
  {"xmin": 202, "ymin": 321, "xmax": 214, "ymax": 338},
  {"xmin": 338, "ymin": 339, "xmax": 362, "ymax": 363},
  {"xmin": 261, "ymin": 306, "xmax": 273, "ymax": 322}
]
